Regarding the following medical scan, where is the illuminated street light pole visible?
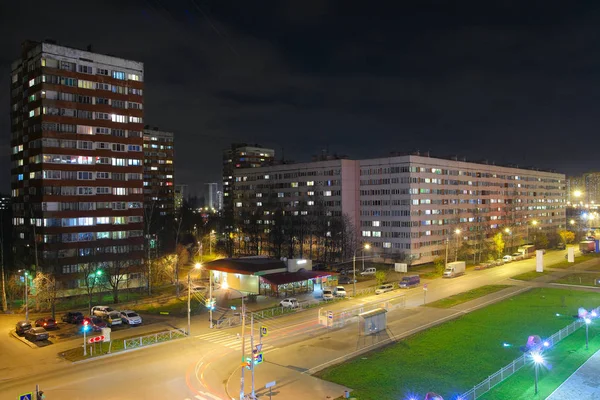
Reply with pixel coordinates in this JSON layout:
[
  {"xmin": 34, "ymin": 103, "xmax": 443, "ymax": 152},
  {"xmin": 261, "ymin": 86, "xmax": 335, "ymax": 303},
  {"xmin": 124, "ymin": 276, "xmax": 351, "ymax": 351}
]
[
  {"xmin": 222, "ymin": 282, "xmax": 248, "ymax": 400},
  {"xmin": 454, "ymin": 229, "xmax": 461, "ymax": 262},
  {"xmin": 585, "ymin": 317, "xmax": 591, "ymax": 350},
  {"xmin": 352, "ymin": 243, "xmax": 370, "ymax": 297},
  {"xmin": 532, "ymin": 352, "xmax": 544, "ymax": 395},
  {"xmin": 187, "ymin": 263, "xmax": 201, "ymax": 336}
]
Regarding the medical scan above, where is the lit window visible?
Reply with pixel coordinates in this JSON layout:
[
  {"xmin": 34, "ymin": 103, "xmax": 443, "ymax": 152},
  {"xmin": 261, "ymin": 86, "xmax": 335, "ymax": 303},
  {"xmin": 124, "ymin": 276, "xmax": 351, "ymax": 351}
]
[
  {"xmin": 307, "ymin": 181, "xmax": 314, "ymax": 186},
  {"xmin": 291, "ymin": 182, "xmax": 298, "ymax": 188},
  {"xmin": 373, "ymin": 221, "xmax": 380, "ymax": 227},
  {"xmin": 362, "ymin": 231, "xmax": 371, "ymax": 237},
  {"xmin": 324, "ymin": 191, "xmax": 332, "ymax": 196}
]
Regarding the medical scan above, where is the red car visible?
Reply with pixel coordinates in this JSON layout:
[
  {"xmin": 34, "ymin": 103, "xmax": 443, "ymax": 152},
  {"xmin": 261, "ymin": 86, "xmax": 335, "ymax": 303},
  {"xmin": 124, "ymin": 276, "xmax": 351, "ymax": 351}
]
[
  {"xmin": 35, "ymin": 317, "xmax": 57, "ymax": 329},
  {"xmin": 82, "ymin": 317, "xmax": 107, "ymax": 332}
]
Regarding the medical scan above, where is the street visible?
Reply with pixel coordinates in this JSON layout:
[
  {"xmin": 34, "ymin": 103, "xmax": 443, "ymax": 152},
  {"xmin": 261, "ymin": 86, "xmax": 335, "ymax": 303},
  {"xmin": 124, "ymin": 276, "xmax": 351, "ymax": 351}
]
[{"xmin": 0, "ymin": 250, "xmax": 578, "ymax": 399}]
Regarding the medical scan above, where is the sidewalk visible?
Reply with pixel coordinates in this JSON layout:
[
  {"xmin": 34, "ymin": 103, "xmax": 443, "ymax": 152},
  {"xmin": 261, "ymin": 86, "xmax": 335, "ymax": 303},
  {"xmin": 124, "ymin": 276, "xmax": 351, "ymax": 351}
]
[{"xmin": 546, "ymin": 348, "xmax": 600, "ymax": 399}]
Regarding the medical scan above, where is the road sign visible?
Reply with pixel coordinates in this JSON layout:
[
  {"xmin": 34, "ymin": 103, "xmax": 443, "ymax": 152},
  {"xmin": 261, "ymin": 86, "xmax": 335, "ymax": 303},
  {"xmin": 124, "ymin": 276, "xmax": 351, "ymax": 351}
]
[
  {"xmin": 254, "ymin": 352, "xmax": 264, "ymax": 364},
  {"xmin": 423, "ymin": 284, "xmax": 428, "ymax": 291},
  {"xmin": 260, "ymin": 326, "xmax": 268, "ymax": 337},
  {"xmin": 19, "ymin": 393, "xmax": 32, "ymax": 400},
  {"xmin": 88, "ymin": 335, "xmax": 105, "ymax": 343},
  {"xmin": 328, "ymin": 311, "xmax": 333, "ymax": 319},
  {"xmin": 265, "ymin": 381, "xmax": 276, "ymax": 389},
  {"xmin": 255, "ymin": 343, "xmax": 263, "ymax": 353}
]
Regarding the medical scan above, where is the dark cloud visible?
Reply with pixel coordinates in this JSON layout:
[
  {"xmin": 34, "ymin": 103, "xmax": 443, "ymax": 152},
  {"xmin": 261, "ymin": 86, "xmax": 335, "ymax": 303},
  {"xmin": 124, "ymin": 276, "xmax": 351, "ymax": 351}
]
[{"xmin": 2, "ymin": 0, "xmax": 600, "ymax": 197}]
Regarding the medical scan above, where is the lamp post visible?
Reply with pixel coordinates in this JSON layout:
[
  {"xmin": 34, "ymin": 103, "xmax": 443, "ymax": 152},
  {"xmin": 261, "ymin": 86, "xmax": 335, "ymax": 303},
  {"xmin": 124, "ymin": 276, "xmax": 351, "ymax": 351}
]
[
  {"xmin": 532, "ymin": 352, "xmax": 543, "ymax": 395},
  {"xmin": 530, "ymin": 220, "xmax": 538, "ymax": 244},
  {"xmin": 209, "ymin": 230, "xmax": 215, "ymax": 256},
  {"xmin": 352, "ymin": 243, "xmax": 370, "ymax": 297},
  {"xmin": 584, "ymin": 317, "xmax": 591, "ymax": 350},
  {"xmin": 222, "ymin": 282, "xmax": 248, "ymax": 400},
  {"xmin": 18, "ymin": 270, "xmax": 29, "ymax": 321},
  {"xmin": 187, "ymin": 263, "xmax": 201, "ymax": 336},
  {"xmin": 504, "ymin": 228, "xmax": 512, "ymax": 254},
  {"xmin": 454, "ymin": 229, "xmax": 461, "ymax": 262},
  {"xmin": 199, "ymin": 262, "xmax": 214, "ymax": 329}
]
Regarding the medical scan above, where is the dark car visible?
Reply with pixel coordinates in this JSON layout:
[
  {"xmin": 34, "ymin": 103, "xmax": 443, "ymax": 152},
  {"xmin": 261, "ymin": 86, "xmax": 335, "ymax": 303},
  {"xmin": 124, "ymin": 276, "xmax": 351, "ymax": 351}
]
[
  {"xmin": 338, "ymin": 276, "xmax": 357, "ymax": 284},
  {"xmin": 35, "ymin": 317, "xmax": 57, "ymax": 329},
  {"xmin": 83, "ymin": 317, "xmax": 107, "ymax": 332},
  {"xmin": 62, "ymin": 311, "xmax": 84, "ymax": 324},
  {"xmin": 15, "ymin": 320, "xmax": 32, "ymax": 335},
  {"xmin": 25, "ymin": 327, "xmax": 49, "ymax": 342}
]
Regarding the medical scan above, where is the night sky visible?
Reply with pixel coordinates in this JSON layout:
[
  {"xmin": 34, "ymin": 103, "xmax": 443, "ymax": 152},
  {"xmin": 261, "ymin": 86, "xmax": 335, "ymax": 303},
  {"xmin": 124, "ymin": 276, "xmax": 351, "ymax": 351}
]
[{"xmin": 1, "ymin": 1, "xmax": 599, "ymax": 197}]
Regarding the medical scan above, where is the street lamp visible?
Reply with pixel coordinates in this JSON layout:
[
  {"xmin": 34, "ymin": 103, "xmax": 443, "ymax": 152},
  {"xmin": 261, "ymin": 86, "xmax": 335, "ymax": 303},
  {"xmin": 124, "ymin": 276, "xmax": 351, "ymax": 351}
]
[
  {"xmin": 18, "ymin": 270, "xmax": 29, "ymax": 321},
  {"xmin": 222, "ymin": 283, "xmax": 250, "ymax": 400},
  {"xmin": 504, "ymin": 228, "xmax": 512, "ymax": 253},
  {"xmin": 352, "ymin": 243, "xmax": 370, "ymax": 297},
  {"xmin": 527, "ymin": 220, "xmax": 538, "ymax": 244},
  {"xmin": 454, "ymin": 229, "xmax": 461, "ymax": 262},
  {"xmin": 531, "ymin": 352, "xmax": 544, "ymax": 395},
  {"xmin": 584, "ymin": 317, "xmax": 591, "ymax": 350},
  {"xmin": 198, "ymin": 262, "xmax": 215, "ymax": 329},
  {"xmin": 187, "ymin": 263, "xmax": 201, "ymax": 336},
  {"xmin": 209, "ymin": 230, "xmax": 215, "ymax": 256}
]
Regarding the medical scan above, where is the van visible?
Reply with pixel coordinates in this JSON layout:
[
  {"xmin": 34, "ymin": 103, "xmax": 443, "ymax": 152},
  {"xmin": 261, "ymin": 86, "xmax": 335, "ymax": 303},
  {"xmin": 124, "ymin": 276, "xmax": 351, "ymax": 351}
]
[
  {"xmin": 398, "ymin": 275, "xmax": 420, "ymax": 288},
  {"xmin": 360, "ymin": 268, "xmax": 376, "ymax": 276},
  {"xmin": 375, "ymin": 284, "xmax": 394, "ymax": 294},
  {"xmin": 107, "ymin": 311, "xmax": 123, "ymax": 326}
]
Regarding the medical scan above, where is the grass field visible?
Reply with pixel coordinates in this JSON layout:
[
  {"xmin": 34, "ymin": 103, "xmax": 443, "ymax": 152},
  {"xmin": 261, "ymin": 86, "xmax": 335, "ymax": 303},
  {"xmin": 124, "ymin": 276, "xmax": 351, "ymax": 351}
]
[
  {"xmin": 479, "ymin": 324, "xmax": 600, "ymax": 399},
  {"xmin": 318, "ymin": 288, "xmax": 600, "ymax": 400},
  {"xmin": 512, "ymin": 270, "xmax": 552, "ymax": 281},
  {"xmin": 548, "ymin": 253, "xmax": 600, "ymax": 269},
  {"xmin": 552, "ymin": 273, "xmax": 600, "ymax": 287},
  {"xmin": 426, "ymin": 285, "xmax": 512, "ymax": 309}
]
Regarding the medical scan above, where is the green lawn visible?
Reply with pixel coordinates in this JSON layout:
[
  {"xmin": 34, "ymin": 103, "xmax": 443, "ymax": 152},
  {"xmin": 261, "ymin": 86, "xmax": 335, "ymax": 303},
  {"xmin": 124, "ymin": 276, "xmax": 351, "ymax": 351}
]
[
  {"xmin": 479, "ymin": 325, "xmax": 600, "ymax": 399},
  {"xmin": 427, "ymin": 285, "xmax": 512, "ymax": 309},
  {"xmin": 549, "ymin": 253, "xmax": 600, "ymax": 269},
  {"xmin": 552, "ymin": 273, "xmax": 600, "ymax": 287},
  {"xmin": 318, "ymin": 288, "xmax": 600, "ymax": 400},
  {"xmin": 512, "ymin": 271, "xmax": 553, "ymax": 281}
]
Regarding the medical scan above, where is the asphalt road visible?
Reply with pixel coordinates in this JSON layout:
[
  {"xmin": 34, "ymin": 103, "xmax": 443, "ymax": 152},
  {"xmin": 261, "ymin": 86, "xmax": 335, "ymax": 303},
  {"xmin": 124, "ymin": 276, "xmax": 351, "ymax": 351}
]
[{"xmin": 0, "ymin": 250, "xmax": 575, "ymax": 400}]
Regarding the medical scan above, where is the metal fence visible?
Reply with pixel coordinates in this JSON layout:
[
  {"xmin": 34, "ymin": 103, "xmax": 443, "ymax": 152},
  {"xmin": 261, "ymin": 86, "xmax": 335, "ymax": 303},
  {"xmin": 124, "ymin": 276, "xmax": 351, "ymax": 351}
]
[
  {"xmin": 459, "ymin": 306, "xmax": 600, "ymax": 400},
  {"xmin": 214, "ymin": 299, "xmax": 322, "ymax": 328},
  {"xmin": 319, "ymin": 294, "xmax": 407, "ymax": 328},
  {"xmin": 123, "ymin": 328, "xmax": 187, "ymax": 350}
]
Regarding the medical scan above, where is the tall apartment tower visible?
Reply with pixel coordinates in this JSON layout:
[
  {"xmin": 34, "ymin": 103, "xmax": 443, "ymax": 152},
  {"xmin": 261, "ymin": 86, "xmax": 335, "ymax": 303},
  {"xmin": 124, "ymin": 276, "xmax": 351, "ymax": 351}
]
[
  {"xmin": 204, "ymin": 182, "xmax": 219, "ymax": 211},
  {"xmin": 10, "ymin": 40, "xmax": 145, "ymax": 292},
  {"xmin": 143, "ymin": 126, "xmax": 175, "ymax": 216}
]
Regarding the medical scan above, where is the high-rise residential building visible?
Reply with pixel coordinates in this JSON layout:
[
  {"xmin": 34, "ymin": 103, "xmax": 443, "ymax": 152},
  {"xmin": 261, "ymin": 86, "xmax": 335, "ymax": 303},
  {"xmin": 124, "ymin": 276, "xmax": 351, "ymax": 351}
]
[
  {"xmin": 174, "ymin": 184, "xmax": 188, "ymax": 211},
  {"xmin": 204, "ymin": 183, "xmax": 219, "ymax": 211},
  {"xmin": 10, "ymin": 40, "xmax": 145, "ymax": 293},
  {"xmin": 222, "ymin": 143, "xmax": 275, "ymax": 212},
  {"xmin": 233, "ymin": 154, "xmax": 566, "ymax": 265},
  {"xmin": 143, "ymin": 126, "xmax": 174, "ymax": 216},
  {"xmin": 567, "ymin": 173, "xmax": 600, "ymax": 206}
]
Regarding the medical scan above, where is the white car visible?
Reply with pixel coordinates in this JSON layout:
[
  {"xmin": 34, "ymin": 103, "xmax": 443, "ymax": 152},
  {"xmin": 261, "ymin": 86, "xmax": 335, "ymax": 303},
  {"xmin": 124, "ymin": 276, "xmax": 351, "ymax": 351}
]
[
  {"xmin": 323, "ymin": 289, "xmax": 334, "ymax": 300},
  {"xmin": 360, "ymin": 268, "xmax": 376, "ymax": 276},
  {"xmin": 120, "ymin": 310, "xmax": 143, "ymax": 325},
  {"xmin": 107, "ymin": 311, "xmax": 122, "ymax": 327},
  {"xmin": 375, "ymin": 284, "xmax": 394, "ymax": 295},
  {"xmin": 91, "ymin": 305, "xmax": 115, "ymax": 318},
  {"xmin": 502, "ymin": 255, "xmax": 513, "ymax": 263},
  {"xmin": 279, "ymin": 298, "xmax": 299, "ymax": 308},
  {"xmin": 335, "ymin": 286, "xmax": 346, "ymax": 297}
]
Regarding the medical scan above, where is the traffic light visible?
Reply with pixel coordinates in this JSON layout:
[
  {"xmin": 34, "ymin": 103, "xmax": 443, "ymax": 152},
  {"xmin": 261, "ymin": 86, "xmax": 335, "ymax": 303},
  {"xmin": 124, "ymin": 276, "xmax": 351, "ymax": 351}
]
[
  {"xmin": 36, "ymin": 389, "xmax": 45, "ymax": 400},
  {"xmin": 82, "ymin": 319, "xmax": 90, "ymax": 332}
]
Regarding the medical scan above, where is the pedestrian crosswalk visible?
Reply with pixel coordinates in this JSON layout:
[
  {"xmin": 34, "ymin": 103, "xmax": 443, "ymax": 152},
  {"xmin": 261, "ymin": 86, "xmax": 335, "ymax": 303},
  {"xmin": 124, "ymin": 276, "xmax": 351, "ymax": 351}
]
[
  {"xmin": 184, "ymin": 392, "xmax": 222, "ymax": 400},
  {"xmin": 194, "ymin": 330, "xmax": 277, "ymax": 353}
]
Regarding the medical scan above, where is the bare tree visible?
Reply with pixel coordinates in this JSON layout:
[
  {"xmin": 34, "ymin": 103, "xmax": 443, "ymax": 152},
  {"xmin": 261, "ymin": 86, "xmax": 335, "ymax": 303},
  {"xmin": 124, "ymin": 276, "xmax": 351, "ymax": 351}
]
[
  {"xmin": 80, "ymin": 262, "xmax": 102, "ymax": 312},
  {"xmin": 105, "ymin": 258, "xmax": 133, "ymax": 304},
  {"xmin": 32, "ymin": 271, "xmax": 58, "ymax": 319}
]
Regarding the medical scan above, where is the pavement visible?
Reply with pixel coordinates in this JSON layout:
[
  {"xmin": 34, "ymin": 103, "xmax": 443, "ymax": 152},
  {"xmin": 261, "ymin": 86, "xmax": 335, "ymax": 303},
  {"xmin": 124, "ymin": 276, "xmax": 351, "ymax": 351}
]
[{"xmin": 546, "ymin": 348, "xmax": 600, "ymax": 399}]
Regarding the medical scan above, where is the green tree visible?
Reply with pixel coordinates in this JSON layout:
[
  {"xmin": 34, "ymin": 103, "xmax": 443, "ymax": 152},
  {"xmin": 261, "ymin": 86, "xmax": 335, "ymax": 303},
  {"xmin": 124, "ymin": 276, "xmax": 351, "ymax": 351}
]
[
  {"xmin": 375, "ymin": 270, "xmax": 387, "ymax": 286},
  {"xmin": 492, "ymin": 232, "xmax": 505, "ymax": 258},
  {"xmin": 534, "ymin": 232, "xmax": 549, "ymax": 250},
  {"xmin": 433, "ymin": 257, "xmax": 445, "ymax": 275},
  {"xmin": 558, "ymin": 230, "xmax": 575, "ymax": 244}
]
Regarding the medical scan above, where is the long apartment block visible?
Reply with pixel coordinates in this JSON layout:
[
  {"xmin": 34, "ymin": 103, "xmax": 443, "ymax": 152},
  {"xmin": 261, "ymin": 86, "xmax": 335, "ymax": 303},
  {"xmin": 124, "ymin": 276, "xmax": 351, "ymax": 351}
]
[
  {"xmin": 10, "ymin": 40, "xmax": 145, "ymax": 290},
  {"xmin": 233, "ymin": 154, "xmax": 566, "ymax": 265}
]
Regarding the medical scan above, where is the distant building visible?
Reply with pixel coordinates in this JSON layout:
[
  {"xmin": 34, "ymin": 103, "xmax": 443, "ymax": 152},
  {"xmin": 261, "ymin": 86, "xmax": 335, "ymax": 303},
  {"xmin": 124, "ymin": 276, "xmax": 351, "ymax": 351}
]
[
  {"xmin": 567, "ymin": 173, "xmax": 600, "ymax": 205},
  {"xmin": 10, "ymin": 40, "xmax": 145, "ymax": 292},
  {"xmin": 233, "ymin": 154, "xmax": 566, "ymax": 265},
  {"xmin": 0, "ymin": 196, "xmax": 10, "ymax": 211},
  {"xmin": 143, "ymin": 127, "xmax": 175, "ymax": 216},
  {"xmin": 216, "ymin": 189, "xmax": 223, "ymax": 211},
  {"xmin": 204, "ymin": 183, "xmax": 219, "ymax": 211},
  {"xmin": 174, "ymin": 184, "xmax": 188, "ymax": 211}
]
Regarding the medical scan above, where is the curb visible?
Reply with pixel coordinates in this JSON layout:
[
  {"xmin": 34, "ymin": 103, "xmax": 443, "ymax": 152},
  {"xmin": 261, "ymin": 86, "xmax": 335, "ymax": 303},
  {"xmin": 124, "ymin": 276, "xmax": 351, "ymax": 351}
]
[
  {"xmin": 9, "ymin": 329, "xmax": 39, "ymax": 349},
  {"xmin": 69, "ymin": 334, "xmax": 188, "ymax": 364}
]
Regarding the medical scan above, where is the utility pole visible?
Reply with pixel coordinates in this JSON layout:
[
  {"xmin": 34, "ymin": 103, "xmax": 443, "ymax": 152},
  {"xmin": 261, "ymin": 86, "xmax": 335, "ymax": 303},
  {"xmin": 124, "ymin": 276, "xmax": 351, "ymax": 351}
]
[
  {"xmin": 239, "ymin": 294, "xmax": 246, "ymax": 400},
  {"xmin": 0, "ymin": 210, "xmax": 7, "ymax": 312},
  {"xmin": 187, "ymin": 271, "xmax": 191, "ymax": 336},
  {"xmin": 24, "ymin": 271, "xmax": 29, "ymax": 321},
  {"xmin": 251, "ymin": 313, "xmax": 255, "ymax": 398},
  {"xmin": 444, "ymin": 237, "xmax": 449, "ymax": 268},
  {"xmin": 209, "ymin": 270, "xmax": 213, "ymax": 329}
]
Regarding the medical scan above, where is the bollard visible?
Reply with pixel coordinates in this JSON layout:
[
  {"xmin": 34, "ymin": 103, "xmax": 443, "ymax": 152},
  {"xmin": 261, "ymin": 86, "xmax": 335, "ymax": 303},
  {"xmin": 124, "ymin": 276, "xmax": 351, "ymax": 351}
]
[{"xmin": 344, "ymin": 390, "xmax": 350, "ymax": 398}]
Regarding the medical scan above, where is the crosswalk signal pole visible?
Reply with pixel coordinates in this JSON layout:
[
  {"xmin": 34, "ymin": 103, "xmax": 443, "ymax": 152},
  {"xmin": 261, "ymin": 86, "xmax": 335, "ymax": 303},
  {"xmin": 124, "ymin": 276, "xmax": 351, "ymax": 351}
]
[{"xmin": 251, "ymin": 313, "xmax": 256, "ymax": 399}]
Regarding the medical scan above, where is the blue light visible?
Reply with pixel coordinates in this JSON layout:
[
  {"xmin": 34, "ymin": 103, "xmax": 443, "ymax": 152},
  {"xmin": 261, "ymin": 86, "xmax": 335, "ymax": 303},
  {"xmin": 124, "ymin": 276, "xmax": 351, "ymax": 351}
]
[
  {"xmin": 543, "ymin": 341, "xmax": 550, "ymax": 347},
  {"xmin": 502, "ymin": 342, "xmax": 512, "ymax": 347},
  {"xmin": 556, "ymin": 313, "xmax": 561, "ymax": 317}
]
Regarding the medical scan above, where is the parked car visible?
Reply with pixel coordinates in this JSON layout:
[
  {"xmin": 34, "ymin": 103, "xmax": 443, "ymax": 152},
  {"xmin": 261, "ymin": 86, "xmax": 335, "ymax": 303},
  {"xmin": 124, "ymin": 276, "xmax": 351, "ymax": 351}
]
[
  {"xmin": 338, "ymin": 276, "xmax": 357, "ymax": 284},
  {"xmin": 106, "ymin": 311, "xmax": 123, "ymax": 327},
  {"xmin": 323, "ymin": 289, "xmax": 334, "ymax": 300},
  {"xmin": 375, "ymin": 284, "xmax": 394, "ymax": 294},
  {"xmin": 279, "ymin": 298, "xmax": 299, "ymax": 308},
  {"xmin": 35, "ymin": 317, "xmax": 57, "ymax": 329},
  {"xmin": 91, "ymin": 306, "xmax": 115, "ymax": 317},
  {"xmin": 512, "ymin": 253, "xmax": 524, "ymax": 261},
  {"xmin": 191, "ymin": 284, "xmax": 207, "ymax": 293},
  {"xmin": 557, "ymin": 243, "xmax": 566, "ymax": 250},
  {"xmin": 494, "ymin": 259, "xmax": 505, "ymax": 266},
  {"xmin": 360, "ymin": 268, "xmax": 377, "ymax": 276},
  {"xmin": 61, "ymin": 311, "xmax": 84, "ymax": 324},
  {"xmin": 502, "ymin": 255, "xmax": 513, "ymax": 263},
  {"xmin": 120, "ymin": 310, "xmax": 142, "ymax": 325},
  {"xmin": 335, "ymin": 286, "xmax": 346, "ymax": 297},
  {"xmin": 399, "ymin": 275, "xmax": 420, "ymax": 288},
  {"xmin": 82, "ymin": 317, "xmax": 108, "ymax": 332},
  {"xmin": 15, "ymin": 320, "xmax": 32, "ymax": 335},
  {"xmin": 25, "ymin": 327, "xmax": 49, "ymax": 342}
]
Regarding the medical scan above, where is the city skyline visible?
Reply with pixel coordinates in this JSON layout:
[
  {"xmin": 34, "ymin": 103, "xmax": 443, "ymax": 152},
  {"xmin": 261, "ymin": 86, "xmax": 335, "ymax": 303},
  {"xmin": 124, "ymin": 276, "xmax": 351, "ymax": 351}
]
[{"xmin": 2, "ymin": 1, "xmax": 600, "ymax": 196}]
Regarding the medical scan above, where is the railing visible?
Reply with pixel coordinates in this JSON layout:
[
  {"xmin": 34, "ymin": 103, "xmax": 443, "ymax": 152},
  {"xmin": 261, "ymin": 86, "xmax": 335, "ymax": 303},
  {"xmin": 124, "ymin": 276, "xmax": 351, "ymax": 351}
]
[
  {"xmin": 319, "ymin": 294, "xmax": 407, "ymax": 328},
  {"xmin": 214, "ymin": 299, "xmax": 323, "ymax": 329},
  {"xmin": 459, "ymin": 306, "xmax": 600, "ymax": 400},
  {"xmin": 123, "ymin": 328, "xmax": 187, "ymax": 350}
]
